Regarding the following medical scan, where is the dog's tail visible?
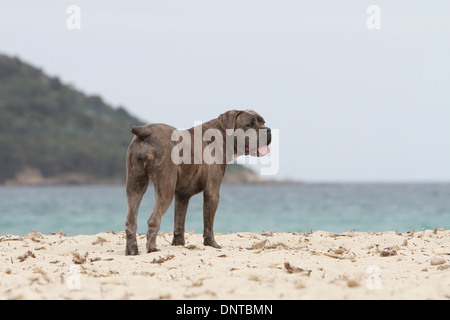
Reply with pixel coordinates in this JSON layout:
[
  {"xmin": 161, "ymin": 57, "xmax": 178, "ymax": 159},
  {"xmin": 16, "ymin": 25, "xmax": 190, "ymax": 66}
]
[{"xmin": 131, "ymin": 125, "xmax": 151, "ymax": 140}]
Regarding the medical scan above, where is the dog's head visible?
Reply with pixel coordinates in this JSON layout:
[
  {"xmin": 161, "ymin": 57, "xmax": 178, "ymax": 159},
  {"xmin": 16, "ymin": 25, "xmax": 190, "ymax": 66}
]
[{"xmin": 218, "ymin": 109, "xmax": 271, "ymax": 158}]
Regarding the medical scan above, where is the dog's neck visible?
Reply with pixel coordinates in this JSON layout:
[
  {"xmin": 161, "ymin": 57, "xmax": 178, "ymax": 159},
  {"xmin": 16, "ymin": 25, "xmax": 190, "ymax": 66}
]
[
  {"xmin": 187, "ymin": 118, "xmax": 236, "ymax": 165},
  {"xmin": 188, "ymin": 118, "xmax": 225, "ymax": 134}
]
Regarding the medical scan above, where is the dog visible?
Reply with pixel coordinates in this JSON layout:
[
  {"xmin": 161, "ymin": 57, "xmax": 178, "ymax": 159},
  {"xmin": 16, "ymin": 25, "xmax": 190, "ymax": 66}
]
[{"xmin": 125, "ymin": 109, "xmax": 271, "ymax": 255}]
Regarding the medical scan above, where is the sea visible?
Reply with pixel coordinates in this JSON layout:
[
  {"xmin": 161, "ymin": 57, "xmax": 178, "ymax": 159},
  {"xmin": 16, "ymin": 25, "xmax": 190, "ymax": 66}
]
[{"xmin": 0, "ymin": 183, "xmax": 449, "ymax": 236}]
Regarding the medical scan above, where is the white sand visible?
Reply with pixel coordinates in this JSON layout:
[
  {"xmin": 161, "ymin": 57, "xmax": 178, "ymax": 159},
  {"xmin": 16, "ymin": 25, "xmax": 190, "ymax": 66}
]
[{"xmin": 0, "ymin": 229, "xmax": 449, "ymax": 300}]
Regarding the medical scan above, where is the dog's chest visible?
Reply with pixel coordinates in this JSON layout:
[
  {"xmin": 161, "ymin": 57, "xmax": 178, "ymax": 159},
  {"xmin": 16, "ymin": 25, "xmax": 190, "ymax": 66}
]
[{"xmin": 175, "ymin": 164, "xmax": 225, "ymax": 195}]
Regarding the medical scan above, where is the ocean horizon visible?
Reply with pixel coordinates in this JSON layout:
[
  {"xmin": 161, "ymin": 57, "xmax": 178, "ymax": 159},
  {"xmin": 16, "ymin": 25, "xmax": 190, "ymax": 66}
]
[{"xmin": 0, "ymin": 183, "xmax": 449, "ymax": 236}]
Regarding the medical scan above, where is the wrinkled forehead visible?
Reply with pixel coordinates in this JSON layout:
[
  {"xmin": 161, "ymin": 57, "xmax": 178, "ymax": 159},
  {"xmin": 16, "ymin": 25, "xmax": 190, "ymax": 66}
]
[{"xmin": 237, "ymin": 109, "xmax": 265, "ymax": 124}]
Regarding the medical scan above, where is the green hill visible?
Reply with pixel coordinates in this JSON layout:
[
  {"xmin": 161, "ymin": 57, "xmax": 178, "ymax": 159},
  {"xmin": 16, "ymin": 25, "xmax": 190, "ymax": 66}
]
[
  {"xmin": 0, "ymin": 54, "xmax": 144, "ymax": 184},
  {"xmin": 0, "ymin": 54, "xmax": 263, "ymax": 185}
]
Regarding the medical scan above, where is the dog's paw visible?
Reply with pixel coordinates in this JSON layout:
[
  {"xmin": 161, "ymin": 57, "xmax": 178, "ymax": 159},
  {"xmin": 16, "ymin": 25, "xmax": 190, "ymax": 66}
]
[
  {"xmin": 203, "ymin": 238, "xmax": 221, "ymax": 249},
  {"xmin": 171, "ymin": 236, "xmax": 185, "ymax": 246},
  {"xmin": 125, "ymin": 245, "xmax": 139, "ymax": 256},
  {"xmin": 146, "ymin": 241, "xmax": 160, "ymax": 253}
]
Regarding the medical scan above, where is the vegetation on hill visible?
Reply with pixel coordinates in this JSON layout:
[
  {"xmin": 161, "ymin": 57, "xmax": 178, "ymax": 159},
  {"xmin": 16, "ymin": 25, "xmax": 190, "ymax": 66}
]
[{"xmin": 0, "ymin": 54, "xmax": 144, "ymax": 184}]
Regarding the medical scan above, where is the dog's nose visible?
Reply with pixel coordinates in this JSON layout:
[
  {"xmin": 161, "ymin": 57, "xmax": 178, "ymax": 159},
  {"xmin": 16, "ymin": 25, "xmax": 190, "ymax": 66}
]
[{"xmin": 264, "ymin": 127, "xmax": 272, "ymax": 145}]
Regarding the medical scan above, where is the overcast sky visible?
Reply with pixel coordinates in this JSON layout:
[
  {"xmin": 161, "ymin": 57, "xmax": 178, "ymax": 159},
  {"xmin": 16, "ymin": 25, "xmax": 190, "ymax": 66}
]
[{"xmin": 1, "ymin": 0, "xmax": 449, "ymax": 181}]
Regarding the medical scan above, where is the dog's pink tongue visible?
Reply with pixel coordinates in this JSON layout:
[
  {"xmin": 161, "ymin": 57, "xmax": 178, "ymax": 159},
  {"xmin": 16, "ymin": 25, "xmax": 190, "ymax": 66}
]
[{"xmin": 257, "ymin": 145, "xmax": 270, "ymax": 155}]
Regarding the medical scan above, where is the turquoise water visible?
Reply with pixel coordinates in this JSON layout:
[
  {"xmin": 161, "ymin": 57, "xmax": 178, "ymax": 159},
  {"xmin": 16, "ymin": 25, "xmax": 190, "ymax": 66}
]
[{"xmin": 0, "ymin": 184, "xmax": 449, "ymax": 236}]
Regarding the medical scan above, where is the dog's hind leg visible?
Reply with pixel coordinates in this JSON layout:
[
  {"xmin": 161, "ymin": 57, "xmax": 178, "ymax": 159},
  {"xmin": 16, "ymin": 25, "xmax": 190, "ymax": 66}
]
[
  {"xmin": 125, "ymin": 173, "xmax": 149, "ymax": 255},
  {"xmin": 146, "ymin": 170, "xmax": 176, "ymax": 253}
]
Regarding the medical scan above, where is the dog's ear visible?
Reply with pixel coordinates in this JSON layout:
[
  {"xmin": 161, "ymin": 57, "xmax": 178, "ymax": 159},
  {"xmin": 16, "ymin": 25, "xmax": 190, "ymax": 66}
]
[
  {"xmin": 218, "ymin": 110, "xmax": 242, "ymax": 135},
  {"xmin": 131, "ymin": 125, "xmax": 151, "ymax": 139}
]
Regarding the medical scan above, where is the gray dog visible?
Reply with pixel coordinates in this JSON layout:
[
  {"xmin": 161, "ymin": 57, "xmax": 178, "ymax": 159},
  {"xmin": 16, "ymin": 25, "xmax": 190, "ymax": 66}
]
[{"xmin": 124, "ymin": 109, "xmax": 271, "ymax": 255}]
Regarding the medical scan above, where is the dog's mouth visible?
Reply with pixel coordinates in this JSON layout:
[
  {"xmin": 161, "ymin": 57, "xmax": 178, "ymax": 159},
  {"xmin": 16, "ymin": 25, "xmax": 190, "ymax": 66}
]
[{"xmin": 245, "ymin": 145, "xmax": 270, "ymax": 157}]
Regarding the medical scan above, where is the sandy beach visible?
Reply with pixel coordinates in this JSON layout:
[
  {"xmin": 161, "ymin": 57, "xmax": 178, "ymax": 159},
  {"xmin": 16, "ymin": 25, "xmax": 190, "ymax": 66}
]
[{"xmin": 0, "ymin": 229, "xmax": 449, "ymax": 300}]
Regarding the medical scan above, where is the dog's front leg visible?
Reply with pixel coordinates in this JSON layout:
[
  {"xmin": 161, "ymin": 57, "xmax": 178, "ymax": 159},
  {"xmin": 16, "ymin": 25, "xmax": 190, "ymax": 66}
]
[
  {"xmin": 202, "ymin": 189, "xmax": 221, "ymax": 248},
  {"xmin": 172, "ymin": 193, "xmax": 191, "ymax": 246}
]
